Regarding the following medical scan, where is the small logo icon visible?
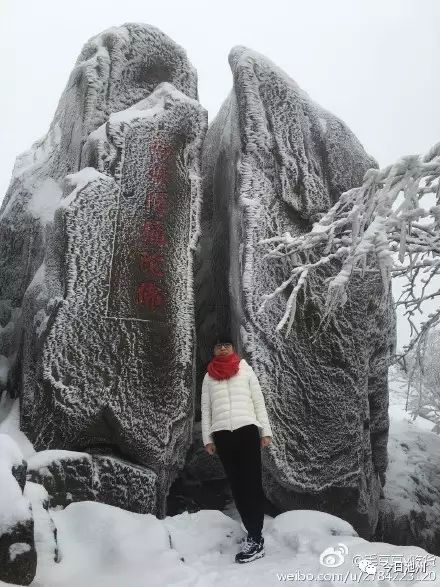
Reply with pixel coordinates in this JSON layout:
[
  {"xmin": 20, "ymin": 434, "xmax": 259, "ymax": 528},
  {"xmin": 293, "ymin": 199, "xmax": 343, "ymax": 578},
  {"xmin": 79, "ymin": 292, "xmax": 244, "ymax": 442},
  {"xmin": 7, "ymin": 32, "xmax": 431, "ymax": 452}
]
[
  {"xmin": 357, "ymin": 558, "xmax": 377, "ymax": 575},
  {"xmin": 319, "ymin": 543, "xmax": 349, "ymax": 567}
]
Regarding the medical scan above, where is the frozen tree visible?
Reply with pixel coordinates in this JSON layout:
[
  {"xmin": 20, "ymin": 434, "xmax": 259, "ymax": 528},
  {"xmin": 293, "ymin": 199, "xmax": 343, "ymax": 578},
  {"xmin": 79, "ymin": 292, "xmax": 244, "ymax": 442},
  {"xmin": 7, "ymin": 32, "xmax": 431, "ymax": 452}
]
[
  {"xmin": 257, "ymin": 141, "xmax": 440, "ymax": 373},
  {"xmin": 402, "ymin": 327, "xmax": 440, "ymax": 433}
]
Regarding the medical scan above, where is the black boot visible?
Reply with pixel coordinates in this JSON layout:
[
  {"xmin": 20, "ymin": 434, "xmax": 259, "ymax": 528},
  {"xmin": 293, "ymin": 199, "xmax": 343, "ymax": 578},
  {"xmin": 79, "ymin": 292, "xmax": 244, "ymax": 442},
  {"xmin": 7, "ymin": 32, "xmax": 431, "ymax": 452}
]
[{"xmin": 235, "ymin": 535, "xmax": 265, "ymax": 563}]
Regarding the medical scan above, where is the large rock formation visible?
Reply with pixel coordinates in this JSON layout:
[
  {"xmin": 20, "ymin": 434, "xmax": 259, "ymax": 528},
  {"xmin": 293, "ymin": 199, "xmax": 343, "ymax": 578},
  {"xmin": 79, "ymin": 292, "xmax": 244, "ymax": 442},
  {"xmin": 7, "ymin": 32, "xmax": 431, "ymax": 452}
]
[
  {"xmin": 1, "ymin": 24, "xmax": 397, "ymax": 545},
  {"xmin": 0, "ymin": 22, "xmax": 200, "ymax": 396},
  {"xmin": 0, "ymin": 22, "xmax": 198, "ymax": 337},
  {"xmin": 195, "ymin": 45, "xmax": 396, "ymax": 539},
  {"xmin": 0, "ymin": 24, "xmax": 207, "ymax": 517}
]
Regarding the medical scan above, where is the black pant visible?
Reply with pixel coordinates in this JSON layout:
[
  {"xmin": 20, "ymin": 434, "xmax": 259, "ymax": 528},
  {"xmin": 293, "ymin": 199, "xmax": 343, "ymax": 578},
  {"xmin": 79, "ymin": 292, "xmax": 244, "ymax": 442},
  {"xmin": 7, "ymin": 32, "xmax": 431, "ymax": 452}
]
[{"xmin": 212, "ymin": 424, "xmax": 264, "ymax": 540}]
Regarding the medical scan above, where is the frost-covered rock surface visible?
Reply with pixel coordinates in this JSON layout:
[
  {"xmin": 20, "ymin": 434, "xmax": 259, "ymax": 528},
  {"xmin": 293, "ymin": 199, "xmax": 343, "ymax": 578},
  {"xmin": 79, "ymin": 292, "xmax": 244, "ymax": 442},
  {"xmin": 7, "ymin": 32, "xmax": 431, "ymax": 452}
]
[
  {"xmin": 196, "ymin": 45, "xmax": 396, "ymax": 539},
  {"xmin": 0, "ymin": 23, "xmax": 198, "ymax": 396},
  {"xmin": 0, "ymin": 23, "xmax": 206, "ymax": 517},
  {"xmin": 26, "ymin": 449, "xmax": 157, "ymax": 514},
  {"xmin": 0, "ymin": 434, "xmax": 36, "ymax": 585}
]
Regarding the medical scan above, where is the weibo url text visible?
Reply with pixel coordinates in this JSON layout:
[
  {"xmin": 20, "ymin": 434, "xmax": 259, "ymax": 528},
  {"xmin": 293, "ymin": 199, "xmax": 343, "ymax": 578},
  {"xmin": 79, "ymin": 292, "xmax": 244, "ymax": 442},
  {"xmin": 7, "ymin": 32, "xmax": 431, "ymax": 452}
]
[{"xmin": 276, "ymin": 570, "xmax": 437, "ymax": 582}]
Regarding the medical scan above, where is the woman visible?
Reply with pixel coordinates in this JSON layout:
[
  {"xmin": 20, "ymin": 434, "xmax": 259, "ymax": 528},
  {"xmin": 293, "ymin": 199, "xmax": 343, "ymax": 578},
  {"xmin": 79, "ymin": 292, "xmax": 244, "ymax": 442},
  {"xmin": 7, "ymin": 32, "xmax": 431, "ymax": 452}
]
[{"xmin": 200, "ymin": 335, "xmax": 273, "ymax": 564}]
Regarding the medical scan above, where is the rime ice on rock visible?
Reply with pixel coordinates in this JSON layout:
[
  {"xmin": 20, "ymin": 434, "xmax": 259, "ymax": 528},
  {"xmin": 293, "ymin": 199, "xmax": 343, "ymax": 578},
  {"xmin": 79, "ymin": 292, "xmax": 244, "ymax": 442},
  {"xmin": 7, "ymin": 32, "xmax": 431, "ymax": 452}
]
[
  {"xmin": 20, "ymin": 83, "xmax": 206, "ymax": 516},
  {"xmin": 0, "ymin": 24, "xmax": 205, "ymax": 516},
  {"xmin": 0, "ymin": 22, "xmax": 198, "ymax": 399},
  {"xmin": 197, "ymin": 45, "xmax": 396, "ymax": 538},
  {"xmin": 26, "ymin": 450, "xmax": 157, "ymax": 515}
]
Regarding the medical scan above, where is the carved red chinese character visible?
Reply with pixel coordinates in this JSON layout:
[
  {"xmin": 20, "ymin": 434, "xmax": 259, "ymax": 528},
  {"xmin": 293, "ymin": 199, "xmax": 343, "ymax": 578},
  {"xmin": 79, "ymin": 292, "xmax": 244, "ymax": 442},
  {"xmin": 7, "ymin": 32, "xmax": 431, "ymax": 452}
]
[
  {"xmin": 149, "ymin": 164, "xmax": 168, "ymax": 183},
  {"xmin": 144, "ymin": 193, "xmax": 168, "ymax": 218},
  {"xmin": 143, "ymin": 220, "xmax": 167, "ymax": 246},
  {"xmin": 149, "ymin": 192, "xmax": 168, "ymax": 218},
  {"xmin": 136, "ymin": 282, "xmax": 164, "ymax": 310},
  {"xmin": 139, "ymin": 251, "xmax": 164, "ymax": 277},
  {"xmin": 150, "ymin": 140, "xmax": 173, "ymax": 160}
]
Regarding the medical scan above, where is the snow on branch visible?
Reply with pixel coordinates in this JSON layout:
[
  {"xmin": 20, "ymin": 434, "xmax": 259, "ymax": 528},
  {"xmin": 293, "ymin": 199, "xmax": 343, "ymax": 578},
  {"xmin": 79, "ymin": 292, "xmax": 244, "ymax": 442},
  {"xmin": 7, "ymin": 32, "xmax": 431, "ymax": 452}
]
[{"xmin": 257, "ymin": 142, "xmax": 440, "ymax": 360}]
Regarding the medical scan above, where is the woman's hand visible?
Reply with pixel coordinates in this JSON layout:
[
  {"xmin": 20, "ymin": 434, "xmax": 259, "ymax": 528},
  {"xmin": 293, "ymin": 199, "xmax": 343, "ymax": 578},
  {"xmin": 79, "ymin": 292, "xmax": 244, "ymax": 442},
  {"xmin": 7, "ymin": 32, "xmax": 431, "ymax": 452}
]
[
  {"xmin": 260, "ymin": 436, "xmax": 272, "ymax": 448},
  {"xmin": 205, "ymin": 442, "xmax": 216, "ymax": 455}
]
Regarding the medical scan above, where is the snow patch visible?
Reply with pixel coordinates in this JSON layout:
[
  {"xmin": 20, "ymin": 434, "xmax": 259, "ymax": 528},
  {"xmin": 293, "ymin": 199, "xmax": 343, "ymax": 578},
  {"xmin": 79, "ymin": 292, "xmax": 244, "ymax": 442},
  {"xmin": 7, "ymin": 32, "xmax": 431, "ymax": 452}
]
[
  {"xmin": 60, "ymin": 167, "xmax": 103, "ymax": 209},
  {"xmin": 28, "ymin": 449, "xmax": 92, "ymax": 471},
  {"xmin": 24, "ymin": 481, "xmax": 58, "ymax": 573},
  {"xmin": 0, "ymin": 393, "xmax": 35, "ymax": 458},
  {"xmin": 9, "ymin": 541, "xmax": 31, "ymax": 561},
  {"xmin": 0, "ymin": 434, "xmax": 32, "ymax": 534},
  {"xmin": 27, "ymin": 177, "xmax": 63, "ymax": 223}
]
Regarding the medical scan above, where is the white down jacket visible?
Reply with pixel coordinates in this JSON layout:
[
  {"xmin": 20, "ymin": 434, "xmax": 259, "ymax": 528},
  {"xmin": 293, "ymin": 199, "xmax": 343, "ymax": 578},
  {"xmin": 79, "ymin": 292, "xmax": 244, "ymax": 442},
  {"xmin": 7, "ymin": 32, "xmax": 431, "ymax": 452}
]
[{"xmin": 201, "ymin": 358, "xmax": 273, "ymax": 446}]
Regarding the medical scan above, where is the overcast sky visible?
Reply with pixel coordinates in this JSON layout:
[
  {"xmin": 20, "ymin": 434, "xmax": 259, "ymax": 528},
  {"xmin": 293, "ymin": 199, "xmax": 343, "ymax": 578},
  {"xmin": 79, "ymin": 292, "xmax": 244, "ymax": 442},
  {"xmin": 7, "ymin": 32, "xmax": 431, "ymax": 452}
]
[{"xmin": 1, "ymin": 0, "xmax": 439, "ymax": 349}]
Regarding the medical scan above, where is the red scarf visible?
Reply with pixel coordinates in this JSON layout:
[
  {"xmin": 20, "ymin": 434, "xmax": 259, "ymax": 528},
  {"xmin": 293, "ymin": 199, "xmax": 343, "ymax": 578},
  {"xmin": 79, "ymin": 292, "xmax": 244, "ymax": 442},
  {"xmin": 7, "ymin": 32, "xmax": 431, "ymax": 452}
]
[{"xmin": 207, "ymin": 352, "xmax": 241, "ymax": 380}]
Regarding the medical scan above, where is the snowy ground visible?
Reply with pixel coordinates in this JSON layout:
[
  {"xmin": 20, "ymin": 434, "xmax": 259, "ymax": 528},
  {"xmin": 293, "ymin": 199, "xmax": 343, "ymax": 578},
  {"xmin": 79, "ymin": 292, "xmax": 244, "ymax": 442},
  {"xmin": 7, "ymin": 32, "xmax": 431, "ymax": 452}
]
[
  {"xmin": 1, "ymin": 377, "xmax": 440, "ymax": 586},
  {"xmin": 10, "ymin": 503, "xmax": 440, "ymax": 587}
]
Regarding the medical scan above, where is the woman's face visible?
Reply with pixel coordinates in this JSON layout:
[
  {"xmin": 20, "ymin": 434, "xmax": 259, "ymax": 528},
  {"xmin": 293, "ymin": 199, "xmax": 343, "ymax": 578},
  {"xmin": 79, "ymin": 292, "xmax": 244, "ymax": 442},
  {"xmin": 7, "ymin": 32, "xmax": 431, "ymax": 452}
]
[{"xmin": 213, "ymin": 343, "xmax": 234, "ymax": 357}]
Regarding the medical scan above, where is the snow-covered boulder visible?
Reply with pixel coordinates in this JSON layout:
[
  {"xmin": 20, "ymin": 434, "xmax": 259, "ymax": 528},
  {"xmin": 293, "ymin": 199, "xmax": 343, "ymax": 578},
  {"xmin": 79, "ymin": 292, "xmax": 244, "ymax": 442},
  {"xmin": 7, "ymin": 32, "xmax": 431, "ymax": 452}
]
[
  {"xmin": 196, "ymin": 45, "xmax": 396, "ymax": 539},
  {"xmin": 27, "ymin": 449, "xmax": 157, "ymax": 514},
  {"xmin": 39, "ymin": 501, "xmax": 197, "ymax": 586},
  {"xmin": 0, "ymin": 434, "xmax": 36, "ymax": 585}
]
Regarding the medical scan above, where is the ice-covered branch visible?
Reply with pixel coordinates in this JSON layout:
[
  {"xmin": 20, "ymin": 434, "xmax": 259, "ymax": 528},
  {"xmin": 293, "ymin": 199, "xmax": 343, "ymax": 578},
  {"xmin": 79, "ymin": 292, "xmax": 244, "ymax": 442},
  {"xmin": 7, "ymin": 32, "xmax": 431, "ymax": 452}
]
[{"xmin": 257, "ymin": 141, "xmax": 440, "ymax": 358}]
